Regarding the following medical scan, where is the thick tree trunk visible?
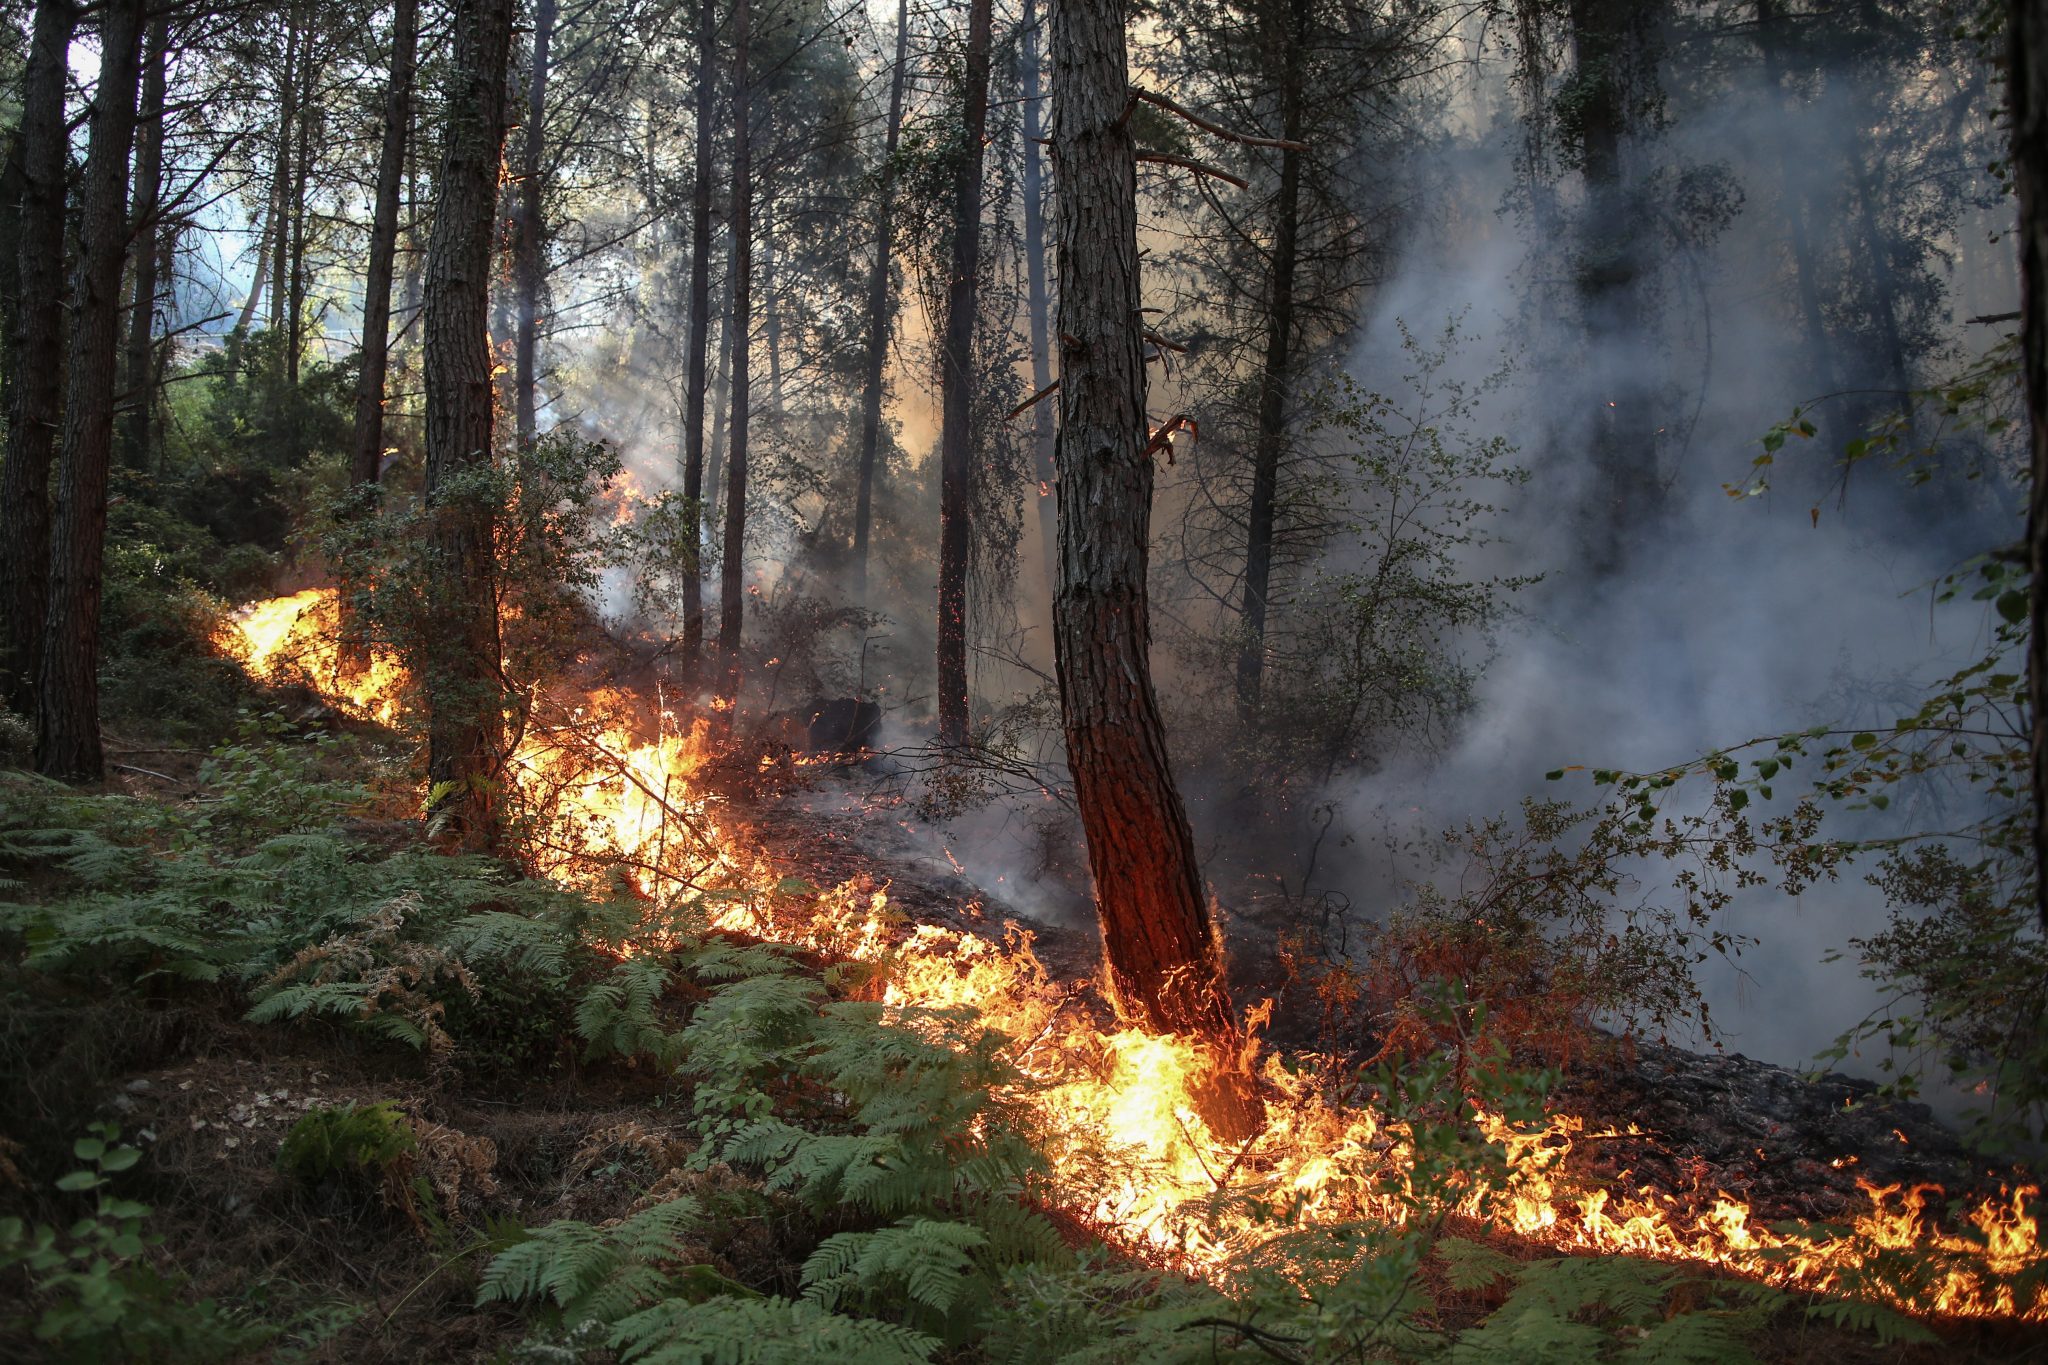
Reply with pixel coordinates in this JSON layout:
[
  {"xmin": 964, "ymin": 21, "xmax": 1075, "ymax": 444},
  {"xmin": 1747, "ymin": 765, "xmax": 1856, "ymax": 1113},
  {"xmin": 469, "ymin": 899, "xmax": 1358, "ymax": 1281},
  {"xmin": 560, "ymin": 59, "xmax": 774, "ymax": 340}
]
[
  {"xmin": 419, "ymin": 0, "xmax": 515, "ymax": 848},
  {"xmin": 349, "ymin": 0, "xmax": 419, "ymax": 494},
  {"xmin": 851, "ymin": 0, "xmax": 910, "ymax": 605},
  {"xmin": 1049, "ymin": 0, "xmax": 1259, "ymax": 1138},
  {"xmin": 36, "ymin": 0, "xmax": 147, "ymax": 780},
  {"xmin": 0, "ymin": 0, "xmax": 74, "ymax": 717},
  {"xmin": 2012, "ymin": 0, "xmax": 2048, "ymax": 927},
  {"xmin": 1020, "ymin": 0, "xmax": 1057, "ymax": 613},
  {"xmin": 512, "ymin": 0, "xmax": 556, "ymax": 446},
  {"xmin": 935, "ymin": 0, "xmax": 994, "ymax": 746},
  {"xmin": 1233, "ymin": 0, "xmax": 1307, "ymax": 716},
  {"xmin": 118, "ymin": 17, "xmax": 168, "ymax": 475},
  {"xmin": 717, "ymin": 0, "xmax": 751, "ymax": 701},
  {"xmin": 679, "ymin": 0, "xmax": 717, "ymax": 670}
]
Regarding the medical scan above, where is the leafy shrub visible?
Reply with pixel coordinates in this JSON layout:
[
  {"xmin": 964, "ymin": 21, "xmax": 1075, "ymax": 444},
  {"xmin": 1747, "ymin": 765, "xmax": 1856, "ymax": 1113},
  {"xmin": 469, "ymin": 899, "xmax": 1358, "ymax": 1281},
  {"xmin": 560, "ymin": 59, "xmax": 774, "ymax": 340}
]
[{"xmin": 0, "ymin": 1124, "xmax": 263, "ymax": 1362}]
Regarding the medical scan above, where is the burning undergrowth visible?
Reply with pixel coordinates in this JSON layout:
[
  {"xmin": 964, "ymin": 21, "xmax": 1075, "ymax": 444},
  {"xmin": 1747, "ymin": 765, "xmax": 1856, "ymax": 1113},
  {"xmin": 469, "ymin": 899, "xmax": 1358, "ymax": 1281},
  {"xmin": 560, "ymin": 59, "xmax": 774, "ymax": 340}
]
[{"xmin": 214, "ymin": 587, "xmax": 2048, "ymax": 1328}]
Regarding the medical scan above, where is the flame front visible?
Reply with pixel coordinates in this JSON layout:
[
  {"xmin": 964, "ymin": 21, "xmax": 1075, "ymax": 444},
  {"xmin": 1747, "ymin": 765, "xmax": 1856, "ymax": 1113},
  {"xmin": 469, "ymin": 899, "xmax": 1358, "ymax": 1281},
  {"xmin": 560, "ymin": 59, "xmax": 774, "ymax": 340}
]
[{"xmin": 219, "ymin": 589, "xmax": 2046, "ymax": 1321}]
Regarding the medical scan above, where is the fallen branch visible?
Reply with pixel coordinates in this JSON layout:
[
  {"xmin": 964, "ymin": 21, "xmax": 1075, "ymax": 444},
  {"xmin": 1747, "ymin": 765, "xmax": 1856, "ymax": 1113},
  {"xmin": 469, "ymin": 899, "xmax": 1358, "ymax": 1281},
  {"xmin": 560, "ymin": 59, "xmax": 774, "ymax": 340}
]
[{"xmin": 1006, "ymin": 379, "xmax": 1061, "ymax": 421}]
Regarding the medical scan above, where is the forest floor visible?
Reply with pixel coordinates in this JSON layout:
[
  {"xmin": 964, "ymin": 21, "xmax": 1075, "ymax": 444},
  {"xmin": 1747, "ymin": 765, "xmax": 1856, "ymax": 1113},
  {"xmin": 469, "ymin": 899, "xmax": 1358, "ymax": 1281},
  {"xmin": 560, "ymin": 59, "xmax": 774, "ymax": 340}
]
[{"xmin": 4, "ymin": 690, "xmax": 2048, "ymax": 1362}]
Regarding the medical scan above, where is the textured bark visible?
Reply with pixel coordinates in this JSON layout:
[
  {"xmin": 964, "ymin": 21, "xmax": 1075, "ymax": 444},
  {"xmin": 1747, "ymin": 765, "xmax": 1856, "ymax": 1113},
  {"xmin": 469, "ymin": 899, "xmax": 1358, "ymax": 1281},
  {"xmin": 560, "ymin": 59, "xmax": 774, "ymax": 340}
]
[
  {"xmin": 420, "ymin": 0, "xmax": 515, "ymax": 848},
  {"xmin": 284, "ymin": 7, "xmax": 316, "ymax": 385},
  {"xmin": 705, "ymin": 263, "xmax": 734, "ymax": 517},
  {"xmin": 1020, "ymin": 0, "xmax": 1057, "ymax": 612},
  {"xmin": 679, "ymin": 0, "xmax": 717, "ymax": 669},
  {"xmin": 761, "ymin": 191, "xmax": 784, "ymax": 410},
  {"xmin": 2013, "ymin": 0, "xmax": 2048, "ymax": 927},
  {"xmin": 717, "ymin": 0, "xmax": 752, "ymax": 699},
  {"xmin": 1049, "ymin": 0, "xmax": 1258, "ymax": 1137},
  {"xmin": 0, "ymin": 0, "xmax": 73, "ymax": 717},
  {"xmin": 348, "ymin": 0, "xmax": 419, "ymax": 493},
  {"xmin": 511, "ymin": 0, "xmax": 556, "ymax": 447},
  {"xmin": 850, "ymin": 0, "xmax": 911, "ymax": 605},
  {"xmin": 935, "ymin": 0, "xmax": 994, "ymax": 746},
  {"xmin": 1233, "ymin": 0, "xmax": 1307, "ymax": 715},
  {"xmin": 118, "ymin": 17, "xmax": 168, "ymax": 474},
  {"xmin": 36, "ymin": 0, "xmax": 146, "ymax": 779}
]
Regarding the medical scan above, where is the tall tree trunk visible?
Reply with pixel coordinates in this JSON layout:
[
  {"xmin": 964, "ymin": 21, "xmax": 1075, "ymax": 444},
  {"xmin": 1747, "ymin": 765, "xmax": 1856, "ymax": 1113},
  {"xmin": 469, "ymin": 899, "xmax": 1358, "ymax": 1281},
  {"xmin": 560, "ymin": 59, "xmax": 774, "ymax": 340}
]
[
  {"xmin": 1754, "ymin": 0, "xmax": 1837, "ymax": 391},
  {"xmin": 36, "ymin": 0, "xmax": 146, "ymax": 780},
  {"xmin": 1233, "ymin": 0, "xmax": 1306, "ymax": 716},
  {"xmin": 1019, "ymin": 0, "xmax": 1056, "ymax": 613},
  {"xmin": 269, "ymin": 13, "xmax": 298, "ymax": 337},
  {"xmin": 1049, "ymin": 0, "xmax": 1259, "ymax": 1138},
  {"xmin": 717, "ymin": 0, "xmax": 751, "ymax": 701},
  {"xmin": 235, "ymin": 206, "xmax": 270, "ymax": 333},
  {"xmin": 850, "ymin": 0, "xmax": 909, "ymax": 604},
  {"xmin": 761, "ymin": 191, "xmax": 784, "ymax": 411},
  {"xmin": 512, "ymin": 0, "xmax": 556, "ymax": 446},
  {"xmin": 2012, "ymin": 0, "xmax": 2048, "ymax": 927},
  {"xmin": 349, "ymin": 0, "xmax": 420, "ymax": 494},
  {"xmin": 419, "ymin": 0, "xmax": 515, "ymax": 848},
  {"xmin": 706, "ymin": 263, "xmax": 734, "ymax": 517},
  {"xmin": 1568, "ymin": 0, "xmax": 1658, "ymax": 575},
  {"xmin": 0, "ymin": 0, "xmax": 74, "ymax": 716},
  {"xmin": 935, "ymin": 0, "xmax": 993, "ymax": 746},
  {"xmin": 118, "ymin": 17, "xmax": 168, "ymax": 474},
  {"xmin": 679, "ymin": 0, "xmax": 716, "ymax": 673},
  {"xmin": 285, "ymin": 21, "xmax": 316, "ymax": 386}
]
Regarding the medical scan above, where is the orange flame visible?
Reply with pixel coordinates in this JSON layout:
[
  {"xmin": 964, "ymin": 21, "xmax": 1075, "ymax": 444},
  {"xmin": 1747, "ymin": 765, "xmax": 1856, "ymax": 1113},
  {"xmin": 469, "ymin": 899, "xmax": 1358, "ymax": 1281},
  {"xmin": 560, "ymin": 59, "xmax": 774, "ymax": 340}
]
[{"xmin": 217, "ymin": 589, "xmax": 2045, "ymax": 1320}]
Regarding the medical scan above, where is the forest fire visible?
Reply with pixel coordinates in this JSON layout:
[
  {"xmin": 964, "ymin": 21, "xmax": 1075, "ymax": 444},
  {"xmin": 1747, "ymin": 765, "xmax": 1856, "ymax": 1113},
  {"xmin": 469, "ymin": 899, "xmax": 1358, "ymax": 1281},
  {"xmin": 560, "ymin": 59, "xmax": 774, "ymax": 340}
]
[{"xmin": 220, "ymin": 587, "xmax": 2046, "ymax": 1323}]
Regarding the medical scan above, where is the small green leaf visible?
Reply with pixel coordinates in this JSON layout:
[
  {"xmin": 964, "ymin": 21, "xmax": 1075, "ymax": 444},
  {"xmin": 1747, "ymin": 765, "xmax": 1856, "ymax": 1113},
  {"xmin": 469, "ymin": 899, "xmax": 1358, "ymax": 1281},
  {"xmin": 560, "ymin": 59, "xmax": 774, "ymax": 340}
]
[
  {"xmin": 98, "ymin": 1147, "xmax": 139, "ymax": 1173},
  {"xmin": 55, "ymin": 1171, "xmax": 98, "ymax": 1192},
  {"xmin": 72, "ymin": 1138, "xmax": 105, "ymax": 1162},
  {"xmin": 1997, "ymin": 589, "xmax": 2028, "ymax": 624},
  {"xmin": 1850, "ymin": 733, "xmax": 1877, "ymax": 751}
]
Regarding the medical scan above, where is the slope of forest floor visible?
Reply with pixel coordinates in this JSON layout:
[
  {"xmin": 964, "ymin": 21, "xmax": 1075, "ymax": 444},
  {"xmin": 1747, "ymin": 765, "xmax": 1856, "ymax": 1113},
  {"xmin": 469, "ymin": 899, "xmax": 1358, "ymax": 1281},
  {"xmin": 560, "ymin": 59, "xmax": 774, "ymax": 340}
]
[{"xmin": 2, "ymin": 691, "xmax": 2045, "ymax": 1363}]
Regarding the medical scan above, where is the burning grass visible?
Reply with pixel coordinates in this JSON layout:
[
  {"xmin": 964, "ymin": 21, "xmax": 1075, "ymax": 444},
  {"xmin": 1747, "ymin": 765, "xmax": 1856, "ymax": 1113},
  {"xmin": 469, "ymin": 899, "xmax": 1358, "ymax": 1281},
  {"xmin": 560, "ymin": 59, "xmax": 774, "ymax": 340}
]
[{"xmin": 217, "ymin": 587, "xmax": 2047, "ymax": 1326}]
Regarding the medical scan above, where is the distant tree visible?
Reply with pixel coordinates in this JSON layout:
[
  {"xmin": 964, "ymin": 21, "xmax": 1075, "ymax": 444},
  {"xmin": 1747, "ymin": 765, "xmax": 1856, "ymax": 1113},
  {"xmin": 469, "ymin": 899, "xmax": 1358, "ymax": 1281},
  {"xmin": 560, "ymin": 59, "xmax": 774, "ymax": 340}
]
[
  {"xmin": 850, "ymin": 0, "xmax": 911, "ymax": 606},
  {"xmin": 349, "ymin": 0, "xmax": 422, "ymax": 497},
  {"xmin": 419, "ymin": 0, "xmax": 517, "ymax": 847},
  {"xmin": 678, "ymin": 0, "xmax": 719, "ymax": 672},
  {"xmin": 2013, "ymin": 0, "xmax": 2048, "ymax": 926}
]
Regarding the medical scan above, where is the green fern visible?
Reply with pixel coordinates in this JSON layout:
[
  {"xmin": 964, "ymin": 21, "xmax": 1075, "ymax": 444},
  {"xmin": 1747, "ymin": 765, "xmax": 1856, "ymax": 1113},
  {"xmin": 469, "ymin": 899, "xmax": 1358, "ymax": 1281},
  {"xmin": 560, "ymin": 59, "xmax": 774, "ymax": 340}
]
[
  {"xmin": 607, "ymin": 1294, "xmax": 939, "ymax": 1365},
  {"xmin": 476, "ymin": 1196, "xmax": 702, "ymax": 1326},
  {"xmin": 577, "ymin": 956, "xmax": 688, "ymax": 1066},
  {"xmin": 802, "ymin": 1216, "xmax": 988, "ymax": 1328},
  {"xmin": 1801, "ymin": 1291, "xmax": 1938, "ymax": 1346}
]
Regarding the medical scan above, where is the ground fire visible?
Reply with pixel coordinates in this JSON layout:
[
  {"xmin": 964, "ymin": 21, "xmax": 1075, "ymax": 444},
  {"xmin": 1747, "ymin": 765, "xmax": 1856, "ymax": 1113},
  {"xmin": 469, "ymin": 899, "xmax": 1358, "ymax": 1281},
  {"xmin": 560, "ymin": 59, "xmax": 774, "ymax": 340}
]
[{"xmin": 222, "ymin": 586, "xmax": 2048, "ymax": 1324}]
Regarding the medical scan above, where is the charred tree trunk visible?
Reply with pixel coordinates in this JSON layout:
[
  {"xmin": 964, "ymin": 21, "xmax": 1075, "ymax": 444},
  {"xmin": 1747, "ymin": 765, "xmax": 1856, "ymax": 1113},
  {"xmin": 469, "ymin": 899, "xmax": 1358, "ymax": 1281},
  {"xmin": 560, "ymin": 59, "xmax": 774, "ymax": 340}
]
[
  {"xmin": 512, "ymin": 0, "xmax": 556, "ymax": 447},
  {"xmin": 0, "ymin": 0, "xmax": 74, "ymax": 716},
  {"xmin": 1233, "ymin": 0, "xmax": 1307, "ymax": 717},
  {"xmin": 2012, "ymin": 0, "xmax": 2048, "ymax": 927},
  {"xmin": 935, "ymin": 0, "xmax": 993, "ymax": 746},
  {"xmin": 419, "ymin": 0, "xmax": 515, "ymax": 847},
  {"xmin": 851, "ymin": 0, "xmax": 910, "ymax": 605},
  {"xmin": 1020, "ymin": 0, "xmax": 1057, "ymax": 613},
  {"xmin": 118, "ymin": 17, "xmax": 168, "ymax": 475},
  {"xmin": 679, "ymin": 0, "xmax": 717, "ymax": 670},
  {"xmin": 1049, "ymin": 0, "xmax": 1260, "ymax": 1138},
  {"xmin": 349, "ymin": 0, "xmax": 419, "ymax": 494},
  {"xmin": 36, "ymin": 0, "xmax": 147, "ymax": 779},
  {"xmin": 717, "ymin": 0, "xmax": 752, "ymax": 702}
]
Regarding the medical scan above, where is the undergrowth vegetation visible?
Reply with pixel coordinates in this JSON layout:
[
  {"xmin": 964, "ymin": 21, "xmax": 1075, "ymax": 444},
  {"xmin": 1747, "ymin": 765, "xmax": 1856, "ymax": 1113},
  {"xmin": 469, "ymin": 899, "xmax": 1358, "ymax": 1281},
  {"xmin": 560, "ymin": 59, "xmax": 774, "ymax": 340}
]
[{"xmin": 0, "ymin": 719, "xmax": 2009, "ymax": 1362}]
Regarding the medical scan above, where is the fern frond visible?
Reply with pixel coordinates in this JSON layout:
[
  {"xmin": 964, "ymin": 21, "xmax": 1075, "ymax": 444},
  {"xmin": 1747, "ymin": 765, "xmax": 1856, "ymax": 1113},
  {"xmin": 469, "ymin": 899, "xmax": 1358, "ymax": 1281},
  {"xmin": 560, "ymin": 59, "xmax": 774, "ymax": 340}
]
[
  {"xmin": 477, "ymin": 1196, "xmax": 702, "ymax": 1326},
  {"xmin": 608, "ymin": 1294, "xmax": 939, "ymax": 1365}
]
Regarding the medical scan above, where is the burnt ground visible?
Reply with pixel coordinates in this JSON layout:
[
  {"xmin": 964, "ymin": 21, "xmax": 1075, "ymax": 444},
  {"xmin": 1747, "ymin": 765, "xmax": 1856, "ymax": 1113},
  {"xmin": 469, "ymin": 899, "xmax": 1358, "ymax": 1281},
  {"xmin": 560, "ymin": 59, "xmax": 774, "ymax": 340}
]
[{"xmin": 743, "ymin": 764, "xmax": 2018, "ymax": 1229}]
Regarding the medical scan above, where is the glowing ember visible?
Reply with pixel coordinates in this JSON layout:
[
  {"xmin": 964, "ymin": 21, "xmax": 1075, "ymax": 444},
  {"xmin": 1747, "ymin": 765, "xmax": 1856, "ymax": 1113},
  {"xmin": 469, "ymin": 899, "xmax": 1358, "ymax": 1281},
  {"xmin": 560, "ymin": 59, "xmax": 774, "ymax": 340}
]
[{"xmin": 217, "ymin": 587, "xmax": 2046, "ymax": 1321}]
